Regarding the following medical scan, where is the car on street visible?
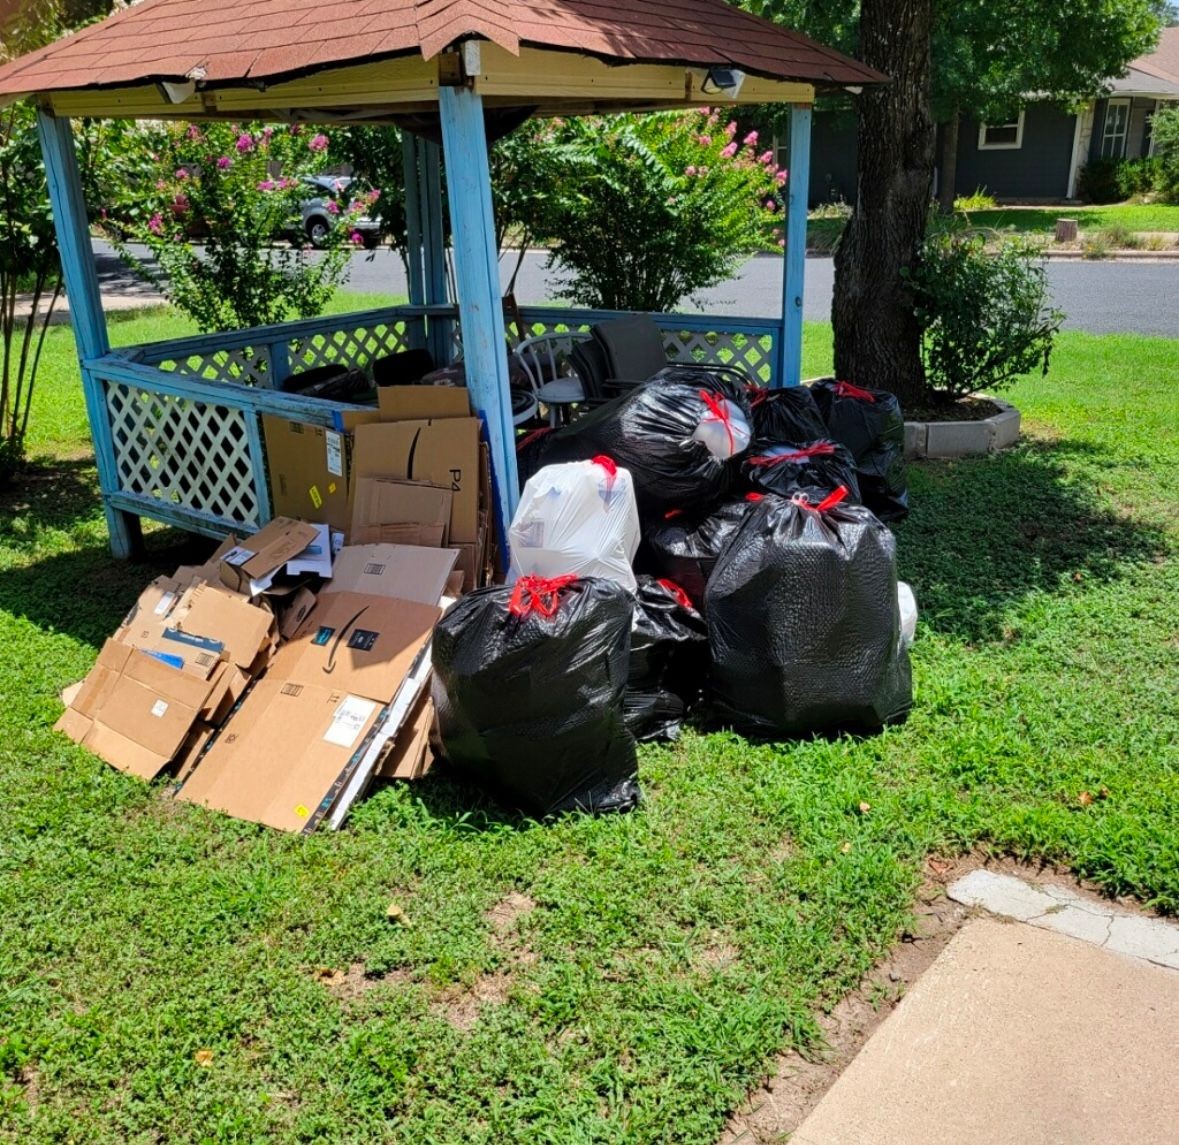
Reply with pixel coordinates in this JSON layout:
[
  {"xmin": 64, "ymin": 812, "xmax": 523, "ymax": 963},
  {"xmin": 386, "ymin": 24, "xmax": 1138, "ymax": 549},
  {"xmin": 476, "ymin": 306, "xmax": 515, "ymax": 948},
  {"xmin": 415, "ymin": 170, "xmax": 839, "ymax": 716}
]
[{"xmin": 287, "ymin": 175, "xmax": 382, "ymax": 249}]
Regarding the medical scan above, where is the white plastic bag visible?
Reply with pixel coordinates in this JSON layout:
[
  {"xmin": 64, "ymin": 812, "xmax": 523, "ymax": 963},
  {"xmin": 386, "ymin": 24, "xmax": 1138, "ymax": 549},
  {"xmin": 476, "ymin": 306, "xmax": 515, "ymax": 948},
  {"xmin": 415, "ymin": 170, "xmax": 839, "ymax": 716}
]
[
  {"xmin": 690, "ymin": 397, "xmax": 752, "ymax": 460},
  {"xmin": 897, "ymin": 581, "xmax": 918, "ymax": 650},
  {"xmin": 508, "ymin": 458, "xmax": 641, "ymax": 591}
]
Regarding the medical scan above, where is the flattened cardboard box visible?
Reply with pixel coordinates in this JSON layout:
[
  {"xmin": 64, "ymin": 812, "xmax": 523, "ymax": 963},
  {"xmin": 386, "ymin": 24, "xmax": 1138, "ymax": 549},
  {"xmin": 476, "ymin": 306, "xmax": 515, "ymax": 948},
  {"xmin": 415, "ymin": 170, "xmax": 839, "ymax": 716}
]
[
  {"xmin": 323, "ymin": 544, "xmax": 458, "ymax": 606},
  {"xmin": 178, "ymin": 594, "xmax": 440, "ymax": 833},
  {"xmin": 350, "ymin": 477, "xmax": 452, "ymax": 547},
  {"xmin": 376, "ymin": 693, "xmax": 435, "ymax": 780},
  {"xmin": 352, "ymin": 419, "xmax": 481, "ymax": 544},
  {"xmin": 56, "ymin": 640, "xmax": 219, "ymax": 780},
  {"xmin": 263, "ymin": 411, "xmax": 380, "ymax": 532},
  {"xmin": 176, "ymin": 678, "xmax": 387, "ymax": 834},
  {"xmin": 219, "ymin": 517, "xmax": 319, "ymax": 595}
]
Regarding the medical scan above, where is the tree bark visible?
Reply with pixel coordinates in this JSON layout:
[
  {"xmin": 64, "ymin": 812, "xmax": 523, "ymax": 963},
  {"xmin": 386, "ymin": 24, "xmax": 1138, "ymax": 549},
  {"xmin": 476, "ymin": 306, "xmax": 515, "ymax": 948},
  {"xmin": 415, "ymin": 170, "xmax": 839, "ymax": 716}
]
[
  {"xmin": 832, "ymin": 0, "xmax": 935, "ymax": 408},
  {"xmin": 937, "ymin": 108, "xmax": 960, "ymax": 214}
]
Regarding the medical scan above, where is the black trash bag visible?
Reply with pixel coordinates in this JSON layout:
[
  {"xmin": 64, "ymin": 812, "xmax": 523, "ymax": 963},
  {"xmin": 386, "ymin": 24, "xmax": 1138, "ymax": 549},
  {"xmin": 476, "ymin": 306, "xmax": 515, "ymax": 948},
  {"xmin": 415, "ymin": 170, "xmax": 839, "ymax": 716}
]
[
  {"xmin": 748, "ymin": 385, "xmax": 829, "ymax": 447},
  {"xmin": 641, "ymin": 496, "xmax": 762, "ymax": 609},
  {"xmin": 811, "ymin": 378, "xmax": 908, "ymax": 521},
  {"xmin": 515, "ymin": 426, "xmax": 558, "ymax": 492},
  {"xmin": 432, "ymin": 576, "xmax": 639, "ymax": 817},
  {"xmin": 706, "ymin": 489, "xmax": 913, "ymax": 738},
  {"xmin": 539, "ymin": 369, "xmax": 754, "ymax": 515},
  {"xmin": 742, "ymin": 439, "xmax": 862, "ymax": 503},
  {"xmin": 625, "ymin": 576, "xmax": 708, "ymax": 742}
]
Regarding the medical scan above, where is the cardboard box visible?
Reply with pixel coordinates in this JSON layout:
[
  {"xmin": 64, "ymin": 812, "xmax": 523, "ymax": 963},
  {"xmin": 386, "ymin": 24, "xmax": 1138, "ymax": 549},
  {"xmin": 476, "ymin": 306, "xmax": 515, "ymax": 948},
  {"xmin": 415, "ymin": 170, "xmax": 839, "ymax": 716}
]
[
  {"xmin": 262, "ymin": 412, "xmax": 380, "ymax": 532},
  {"xmin": 219, "ymin": 517, "xmax": 319, "ymax": 595},
  {"xmin": 377, "ymin": 385, "xmax": 470, "ymax": 422},
  {"xmin": 350, "ymin": 478, "xmax": 452, "ymax": 547},
  {"xmin": 376, "ymin": 693, "xmax": 435, "ymax": 780},
  {"xmin": 352, "ymin": 419, "xmax": 481, "ymax": 544},
  {"xmin": 323, "ymin": 544, "xmax": 458, "ymax": 605},
  {"xmin": 56, "ymin": 640, "xmax": 219, "ymax": 780},
  {"xmin": 176, "ymin": 678, "xmax": 387, "ymax": 833}
]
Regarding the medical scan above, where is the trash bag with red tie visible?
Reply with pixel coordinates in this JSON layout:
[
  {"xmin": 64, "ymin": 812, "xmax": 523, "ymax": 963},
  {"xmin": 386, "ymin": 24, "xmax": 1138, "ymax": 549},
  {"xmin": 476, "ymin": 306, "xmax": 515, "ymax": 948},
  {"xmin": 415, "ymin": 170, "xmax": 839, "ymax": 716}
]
[
  {"xmin": 741, "ymin": 439, "xmax": 862, "ymax": 503},
  {"xmin": 706, "ymin": 487, "xmax": 913, "ymax": 737},
  {"xmin": 432, "ymin": 576, "xmax": 639, "ymax": 816}
]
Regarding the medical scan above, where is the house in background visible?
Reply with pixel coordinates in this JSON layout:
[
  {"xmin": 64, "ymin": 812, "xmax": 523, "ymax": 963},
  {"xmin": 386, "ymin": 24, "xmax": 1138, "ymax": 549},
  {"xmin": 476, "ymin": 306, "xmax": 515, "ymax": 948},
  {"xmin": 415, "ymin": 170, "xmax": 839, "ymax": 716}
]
[{"xmin": 784, "ymin": 25, "xmax": 1179, "ymax": 205}]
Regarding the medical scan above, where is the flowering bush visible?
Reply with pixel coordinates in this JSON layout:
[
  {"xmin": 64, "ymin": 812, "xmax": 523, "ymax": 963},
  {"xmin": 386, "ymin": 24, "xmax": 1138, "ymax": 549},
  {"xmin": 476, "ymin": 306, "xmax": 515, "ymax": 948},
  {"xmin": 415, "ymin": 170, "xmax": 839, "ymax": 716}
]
[
  {"xmin": 120, "ymin": 123, "xmax": 372, "ymax": 333},
  {"xmin": 541, "ymin": 111, "xmax": 786, "ymax": 312}
]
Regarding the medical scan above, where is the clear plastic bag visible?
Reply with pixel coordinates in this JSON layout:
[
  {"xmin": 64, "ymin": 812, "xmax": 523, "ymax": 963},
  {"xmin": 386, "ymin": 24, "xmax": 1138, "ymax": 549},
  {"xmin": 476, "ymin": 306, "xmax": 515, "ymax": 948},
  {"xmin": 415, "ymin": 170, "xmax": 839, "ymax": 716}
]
[{"xmin": 508, "ymin": 457, "xmax": 641, "ymax": 591}]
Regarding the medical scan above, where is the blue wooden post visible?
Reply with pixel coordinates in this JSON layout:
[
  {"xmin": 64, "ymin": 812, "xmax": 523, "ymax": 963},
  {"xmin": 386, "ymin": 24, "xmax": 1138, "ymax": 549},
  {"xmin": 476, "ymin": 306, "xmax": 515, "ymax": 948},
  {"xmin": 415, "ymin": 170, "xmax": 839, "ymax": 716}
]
[
  {"xmin": 401, "ymin": 131, "xmax": 427, "ymax": 351},
  {"xmin": 420, "ymin": 139, "xmax": 451, "ymax": 366},
  {"xmin": 438, "ymin": 85, "xmax": 519, "ymax": 556},
  {"xmin": 36, "ymin": 109, "xmax": 141, "ymax": 557},
  {"xmin": 778, "ymin": 104, "xmax": 812, "ymax": 388}
]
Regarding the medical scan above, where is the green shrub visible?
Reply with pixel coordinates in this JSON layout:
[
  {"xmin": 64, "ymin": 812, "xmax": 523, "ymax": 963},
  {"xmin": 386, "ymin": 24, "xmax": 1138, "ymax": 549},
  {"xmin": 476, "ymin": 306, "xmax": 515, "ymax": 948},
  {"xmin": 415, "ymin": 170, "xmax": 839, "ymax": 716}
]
[
  {"xmin": 953, "ymin": 187, "xmax": 997, "ymax": 211},
  {"xmin": 1115, "ymin": 156, "xmax": 1162, "ymax": 199},
  {"xmin": 1150, "ymin": 105, "xmax": 1179, "ymax": 203},
  {"xmin": 908, "ymin": 233, "xmax": 1063, "ymax": 401},
  {"xmin": 542, "ymin": 111, "xmax": 785, "ymax": 312},
  {"xmin": 1077, "ymin": 157, "xmax": 1125, "ymax": 204},
  {"xmin": 118, "ymin": 123, "xmax": 366, "ymax": 334}
]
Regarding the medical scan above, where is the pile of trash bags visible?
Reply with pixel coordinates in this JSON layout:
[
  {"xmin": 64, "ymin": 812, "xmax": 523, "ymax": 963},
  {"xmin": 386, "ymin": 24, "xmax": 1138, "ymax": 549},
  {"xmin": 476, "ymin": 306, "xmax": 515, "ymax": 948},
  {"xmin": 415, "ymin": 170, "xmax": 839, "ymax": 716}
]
[{"xmin": 433, "ymin": 372, "xmax": 915, "ymax": 818}]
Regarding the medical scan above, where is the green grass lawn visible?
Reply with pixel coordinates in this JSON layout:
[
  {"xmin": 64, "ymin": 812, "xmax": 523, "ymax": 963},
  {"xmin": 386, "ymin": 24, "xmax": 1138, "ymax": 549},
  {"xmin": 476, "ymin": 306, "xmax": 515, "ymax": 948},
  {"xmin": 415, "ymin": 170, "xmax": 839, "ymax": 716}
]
[
  {"xmin": 1, "ymin": 314, "xmax": 1176, "ymax": 1142},
  {"xmin": 966, "ymin": 203, "xmax": 1179, "ymax": 234}
]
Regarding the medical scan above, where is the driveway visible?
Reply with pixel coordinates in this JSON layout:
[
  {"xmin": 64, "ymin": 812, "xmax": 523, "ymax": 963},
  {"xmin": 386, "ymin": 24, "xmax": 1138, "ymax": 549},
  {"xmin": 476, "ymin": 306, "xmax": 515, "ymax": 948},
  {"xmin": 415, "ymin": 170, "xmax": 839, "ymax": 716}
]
[{"xmin": 94, "ymin": 241, "xmax": 1178, "ymax": 338}]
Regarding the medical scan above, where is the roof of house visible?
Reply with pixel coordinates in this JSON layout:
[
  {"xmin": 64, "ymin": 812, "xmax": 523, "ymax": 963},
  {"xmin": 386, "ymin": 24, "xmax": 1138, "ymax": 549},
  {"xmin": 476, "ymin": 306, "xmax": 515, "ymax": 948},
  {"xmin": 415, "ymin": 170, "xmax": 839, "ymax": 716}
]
[
  {"xmin": 0, "ymin": 0, "xmax": 884, "ymax": 102},
  {"xmin": 1111, "ymin": 24, "xmax": 1179, "ymax": 98}
]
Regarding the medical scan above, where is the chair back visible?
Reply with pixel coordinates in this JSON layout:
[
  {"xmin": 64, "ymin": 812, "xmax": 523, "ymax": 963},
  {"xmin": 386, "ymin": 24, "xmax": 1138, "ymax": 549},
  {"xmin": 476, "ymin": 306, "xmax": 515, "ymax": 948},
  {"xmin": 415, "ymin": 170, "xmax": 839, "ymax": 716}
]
[
  {"xmin": 513, "ymin": 331, "xmax": 592, "ymax": 398},
  {"xmin": 591, "ymin": 314, "xmax": 669, "ymax": 382}
]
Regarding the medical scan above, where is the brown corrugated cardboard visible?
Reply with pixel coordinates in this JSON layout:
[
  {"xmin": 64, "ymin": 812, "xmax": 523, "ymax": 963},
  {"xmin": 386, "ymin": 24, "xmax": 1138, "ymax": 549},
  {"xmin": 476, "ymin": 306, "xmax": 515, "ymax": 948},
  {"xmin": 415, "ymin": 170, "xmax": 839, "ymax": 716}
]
[
  {"xmin": 203, "ymin": 662, "xmax": 250, "ymax": 725},
  {"xmin": 176, "ymin": 582, "xmax": 275, "ymax": 671},
  {"xmin": 377, "ymin": 385, "xmax": 470, "ymax": 422},
  {"xmin": 352, "ymin": 522, "xmax": 447, "ymax": 547},
  {"xmin": 273, "ymin": 591, "xmax": 439, "ymax": 703},
  {"xmin": 376, "ymin": 693, "xmax": 435, "ymax": 780},
  {"xmin": 176, "ymin": 678, "xmax": 386, "ymax": 833},
  {"xmin": 219, "ymin": 517, "xmax": 319, "ymax": 595},
  {"xmin": 173, "ymin": 722, "xmax": 216, "ymax": 785},
  {"xmin": 323, "ymin": 544, "xmax": 457, "ymax": 605},
  {"xmin": 278, "ymin": 585, "xmax": 317, "ymax": 641},
  {"xmin": 350, "ymin": 477, "xmax": 452, "ymax": 547},
  {"xmin": 56, "ymin": 640, "xmax": 219, "ymax": 780},
  {"xmin": 352, "ymin": 419, "xmax": 481, "ymax": 544}
]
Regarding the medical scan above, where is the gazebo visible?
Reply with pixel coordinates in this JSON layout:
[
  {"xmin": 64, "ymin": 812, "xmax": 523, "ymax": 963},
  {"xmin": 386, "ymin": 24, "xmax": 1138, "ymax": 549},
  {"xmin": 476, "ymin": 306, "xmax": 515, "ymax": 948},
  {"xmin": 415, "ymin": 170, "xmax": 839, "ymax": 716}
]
[{"xmin": 0, "ymin": 0, "xmax": 880, "ymax": 558}]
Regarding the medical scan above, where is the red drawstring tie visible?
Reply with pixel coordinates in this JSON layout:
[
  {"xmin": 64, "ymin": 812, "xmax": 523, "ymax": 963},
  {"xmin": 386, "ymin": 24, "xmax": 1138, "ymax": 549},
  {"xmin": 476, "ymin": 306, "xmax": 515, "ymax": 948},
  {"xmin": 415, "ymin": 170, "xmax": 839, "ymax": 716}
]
[
  {"xmin": 508, "ymin": 574, "xmax": 578, "ymax": 618},
  {"xmin": 591, "ymin": 455, "xmax": 618, "ymax": 494},
  {"xmin": 748, "ymin": 442, "xmax": 837, "ymax": 467},
  {"xmin": 793, "ymin": 485, "xmax": 850, "ymax": 513},
  {"xmin": 833, "ymin": 380, "xmax": 876, "ymax": 403},
  {"xmin": 745, "ymin": 492, "xmax": 765, "ymax": 502},
  {"xmin": 698, "ymin": 389, "xmax": 736, "ymax": 455},
  {"xmin": 745, "ymin": 384, "xmax": 768, "ymax": 408},
  {"xmin": 657, "ymin": 579, "xmax": 694, "ymax": 611},
  {"xmin": 517, "ymin": 427, "xmax": 553, "ymax": 453},
  {"xmin": 664, "ymin": 507, "xmax": 685, "ymax": 520}
]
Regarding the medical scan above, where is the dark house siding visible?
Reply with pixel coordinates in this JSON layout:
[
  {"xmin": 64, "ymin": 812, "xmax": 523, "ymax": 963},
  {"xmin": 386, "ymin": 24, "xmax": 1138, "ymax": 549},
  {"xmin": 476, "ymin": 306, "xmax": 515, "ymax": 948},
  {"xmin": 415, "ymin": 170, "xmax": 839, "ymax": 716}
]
[
  {"xmin": 807, "ymin": 113, "xmax": 858, "ymax": 206},
  {"xmin": 954, "ymin": 105, "xmax": 1076, "ymax": 200}
]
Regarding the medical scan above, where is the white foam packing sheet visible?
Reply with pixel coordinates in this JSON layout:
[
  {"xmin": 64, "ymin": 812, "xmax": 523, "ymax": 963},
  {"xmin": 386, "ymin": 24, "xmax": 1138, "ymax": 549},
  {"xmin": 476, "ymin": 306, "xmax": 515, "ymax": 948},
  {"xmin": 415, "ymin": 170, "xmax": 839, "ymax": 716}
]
[{"xmin": 323, "ymin": 640, "xmax": 435, "ymax": 831}]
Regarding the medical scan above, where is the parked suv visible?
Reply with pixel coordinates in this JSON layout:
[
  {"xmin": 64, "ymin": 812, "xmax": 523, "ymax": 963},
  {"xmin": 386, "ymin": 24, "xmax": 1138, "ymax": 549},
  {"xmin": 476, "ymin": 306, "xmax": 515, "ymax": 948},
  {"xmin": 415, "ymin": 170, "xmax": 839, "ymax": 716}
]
[{"xmin": 292, "ymin": 175, "xmax": 382, "ymax": 249}]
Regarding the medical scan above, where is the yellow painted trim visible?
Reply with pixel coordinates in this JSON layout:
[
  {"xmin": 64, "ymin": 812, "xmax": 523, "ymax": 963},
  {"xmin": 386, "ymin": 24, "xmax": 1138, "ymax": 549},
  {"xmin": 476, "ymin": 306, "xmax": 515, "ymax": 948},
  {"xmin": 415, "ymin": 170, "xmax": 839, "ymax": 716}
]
[{"xmin": 46, "ymin": 50, "xmax": 815, "ymax": 120}]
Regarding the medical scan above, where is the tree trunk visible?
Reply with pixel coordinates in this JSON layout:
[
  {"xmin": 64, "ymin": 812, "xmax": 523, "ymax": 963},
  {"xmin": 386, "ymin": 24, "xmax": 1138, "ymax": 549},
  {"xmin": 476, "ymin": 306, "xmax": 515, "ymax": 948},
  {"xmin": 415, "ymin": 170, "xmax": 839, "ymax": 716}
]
[
  {"xmin": 937, "ymin": 108, "xmax": 960, "ymax": 214},
  {"xmin": 832, "ymin": 0, "xmax": 935, "ymax": 408}
]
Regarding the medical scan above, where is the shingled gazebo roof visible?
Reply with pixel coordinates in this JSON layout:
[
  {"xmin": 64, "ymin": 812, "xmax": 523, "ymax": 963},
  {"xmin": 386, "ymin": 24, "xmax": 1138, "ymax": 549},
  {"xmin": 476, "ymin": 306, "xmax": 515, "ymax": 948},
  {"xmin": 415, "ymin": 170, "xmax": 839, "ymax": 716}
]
[{"xmin": 0, "ymin": 0, "xmax": 883, "ymax": 117}]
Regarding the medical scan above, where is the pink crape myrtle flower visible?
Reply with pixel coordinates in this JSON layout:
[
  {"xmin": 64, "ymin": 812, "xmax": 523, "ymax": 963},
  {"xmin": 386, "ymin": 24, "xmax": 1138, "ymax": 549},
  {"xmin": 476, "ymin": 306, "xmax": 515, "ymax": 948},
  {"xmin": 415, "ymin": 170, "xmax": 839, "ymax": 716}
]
[
  {"xmin": 172, "ymin": 192, "xmax": 190, "ymax": 212},
  {"xmin": 725, "ymin": 121, "xmax": 738, "ymax": 138},
  {"xmin": 175, "ymin": 167, "xmax": 189, "ymax": 180},
  {"xmin": 685, "ymin": 165, "xmax": 698, "ymax": 177},
  {"xmin": 148, "ymin": 213, "xmax": 164, "ymax": 235},
  {"xmin": 698, "ymin": 135, "xmax": 712, "ymax": 146},
  {"xmin": 758, "ymin": 150, "xmax": 774, "ymax": 165},
  {"xmin": 309, "ymin": 133, "xmax": 330, "ymax": 153},
  {"xmin": 744, "ymin": 131, "xmax": 759, "ymax": 147},
  {"xmin": 186, "ymin": 125, "xmax": 202, "ymax": 142},
  {"xmin": 776, "ymin": 169, "xmax": 788, "ymax": 186},
  {"xmin": 257, "ymin": 179, "xmax": 276, "ymax": 191},
  {"xmin": 349, "ymin": 231, "xmax": 365, "ymax": 246},
  {"xmin": 217, "ymin": 156, "xmax": 232, "ymax": 170},
  {"xmin": 262, "ymin": 126, "xmax": 275, "ymax": 140},
  {"xmin": 235, "ymin": 133, "xmax": 254, "ymax": 153},
  {"xmin": 720, "ymin": 142, "xmax": 738, "ymax": 159},
  {"xmin": 326, "ymin": 200, "xmax": 340, "ymax": 215},
  {"xmin": 155, "ymin": 179, "xmax": 168, "ymax": 192},
  {"xmin": 765, "ymin": 199, "xmax": 778, "ymax": 211}
]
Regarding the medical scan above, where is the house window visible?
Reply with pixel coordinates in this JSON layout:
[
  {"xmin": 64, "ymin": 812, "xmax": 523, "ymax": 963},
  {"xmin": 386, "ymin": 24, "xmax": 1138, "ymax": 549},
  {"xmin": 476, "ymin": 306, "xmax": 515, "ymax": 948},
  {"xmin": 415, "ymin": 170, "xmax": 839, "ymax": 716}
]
[
  {"xmin": 978, "ymin": 112, "xmax": 1025, "ymax": 150},
  {"xmin": 1101, "ymin": 99, "xmax": 1130, "ymax": 158}
]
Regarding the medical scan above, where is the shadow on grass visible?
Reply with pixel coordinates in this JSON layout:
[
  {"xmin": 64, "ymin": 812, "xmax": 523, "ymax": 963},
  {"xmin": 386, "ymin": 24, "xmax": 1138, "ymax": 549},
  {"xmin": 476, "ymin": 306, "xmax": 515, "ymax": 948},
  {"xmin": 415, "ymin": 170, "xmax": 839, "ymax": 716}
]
[
  {"xmin": 0, "ymin": 458, "xmax": 219, "ymax": 646},
  {"xmin": 898, "ymin": 436, "xmax": 1169, "ymax": 643}
]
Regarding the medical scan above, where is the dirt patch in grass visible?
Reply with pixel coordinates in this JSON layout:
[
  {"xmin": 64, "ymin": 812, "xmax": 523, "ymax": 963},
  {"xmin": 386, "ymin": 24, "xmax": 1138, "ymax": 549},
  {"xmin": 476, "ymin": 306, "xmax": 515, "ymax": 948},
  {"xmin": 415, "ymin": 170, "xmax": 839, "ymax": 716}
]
[
  {"xmin": 905, "ymin": 396, "xmax": 1004, "ymax": 422},
  {"xmin": 433, "ymin": 970, "xmax": 515, "ymax": 1032},
  {"xmin": 315, "ymin": 962, "xmax": 411, "ymax": 1002},
  {"xmin": 487, "ymin": 891, "xmax": 536, "ymax": 939},
  {"xmin": 720, "ymin": 849, "xmax": 1174, "ymax": 1144}
]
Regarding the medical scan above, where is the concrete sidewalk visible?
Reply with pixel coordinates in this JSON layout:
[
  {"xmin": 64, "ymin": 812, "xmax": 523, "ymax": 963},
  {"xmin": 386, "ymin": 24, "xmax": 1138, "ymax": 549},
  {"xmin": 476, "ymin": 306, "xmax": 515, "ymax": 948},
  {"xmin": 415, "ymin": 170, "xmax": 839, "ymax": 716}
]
[{"xmin": 790, "ymin": 892, "xmax": 1179, "ymax": 1145}]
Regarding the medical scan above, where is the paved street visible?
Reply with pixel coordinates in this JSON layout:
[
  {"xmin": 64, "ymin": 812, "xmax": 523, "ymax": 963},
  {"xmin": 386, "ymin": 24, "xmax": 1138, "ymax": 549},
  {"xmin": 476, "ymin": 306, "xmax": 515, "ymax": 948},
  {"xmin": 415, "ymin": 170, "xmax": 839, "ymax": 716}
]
[{"xmin": 94, "ymin": 241, "xmax": 1178, "ymax": 337}]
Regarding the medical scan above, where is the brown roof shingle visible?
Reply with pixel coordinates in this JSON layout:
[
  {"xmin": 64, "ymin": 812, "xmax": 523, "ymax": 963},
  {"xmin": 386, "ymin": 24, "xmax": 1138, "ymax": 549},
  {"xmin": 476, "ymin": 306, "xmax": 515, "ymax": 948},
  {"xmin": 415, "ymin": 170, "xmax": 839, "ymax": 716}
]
[{"xmin": 0, "ymin": 0, "xmax": 883, "ymax": 100}]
